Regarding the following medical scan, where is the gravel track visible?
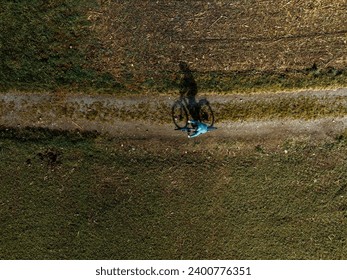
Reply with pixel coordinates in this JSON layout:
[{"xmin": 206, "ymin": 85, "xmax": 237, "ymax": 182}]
[{"xmin": 1, "ymin": 88, "xmax": 346, "ymax": 143}]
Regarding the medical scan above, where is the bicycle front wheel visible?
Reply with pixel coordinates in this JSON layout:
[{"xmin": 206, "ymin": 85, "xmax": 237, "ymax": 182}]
[
  {"xmin": 198, "ymin": 100, "xmax": 215, "ymax": 127},
  {"xmin": 172, "ymin": 100, "xmax": 188, "ymax": 128}
]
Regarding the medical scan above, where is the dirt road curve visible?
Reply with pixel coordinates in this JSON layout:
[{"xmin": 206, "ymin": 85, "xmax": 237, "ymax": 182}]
[{"xmin": 0, "ymin": 89, "xmax": 346, "ymax": 143}]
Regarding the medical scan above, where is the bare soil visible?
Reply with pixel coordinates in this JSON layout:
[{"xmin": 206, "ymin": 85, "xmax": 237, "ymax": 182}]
[{"xmin": 89, "ymin": 0, "xmax": 347, "ymax": 83}]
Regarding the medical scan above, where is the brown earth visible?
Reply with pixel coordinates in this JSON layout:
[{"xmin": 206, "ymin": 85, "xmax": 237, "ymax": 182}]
[{"xmin": 89, "ymin": 0, "xmax": 347, "ymax": 84}]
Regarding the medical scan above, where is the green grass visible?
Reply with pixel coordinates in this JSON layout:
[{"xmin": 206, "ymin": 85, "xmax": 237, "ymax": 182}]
[{"xmin": 1, "ymin": 127, "xmax": 347, "ymax": 259}]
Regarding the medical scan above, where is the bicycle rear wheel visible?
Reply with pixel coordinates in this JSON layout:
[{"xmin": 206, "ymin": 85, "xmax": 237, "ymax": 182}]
[
  {"xmin": 198, "ymin": 100, "xmax": 215, "ymax": 127},
  {"xmin": 172, "ymin": 100, "xmax": 189, "ymax": 128}
]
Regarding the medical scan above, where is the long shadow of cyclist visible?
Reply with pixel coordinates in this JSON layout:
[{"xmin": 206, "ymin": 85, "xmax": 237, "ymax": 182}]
[{"xmin": 178, "ymin": 61, "xmax": 199, "ymax": 120}]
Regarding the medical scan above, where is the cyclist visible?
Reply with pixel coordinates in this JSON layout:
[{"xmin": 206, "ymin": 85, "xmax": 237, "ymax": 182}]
[{"xmin": 187, "ymin": 120, "xmax": 216, "ymax": 138}]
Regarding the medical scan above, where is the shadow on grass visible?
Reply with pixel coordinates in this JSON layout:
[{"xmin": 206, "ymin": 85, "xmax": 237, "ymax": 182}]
[{"xmin": 0, "ymin": 126, "xmax": 100, "ymax": 142}]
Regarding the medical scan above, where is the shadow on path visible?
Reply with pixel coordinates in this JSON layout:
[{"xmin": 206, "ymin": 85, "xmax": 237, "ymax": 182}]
[
  {"xmin": 171, "ymin": 62, "xmax": 216, "ymax": 130},
  {"xmin": 178, "ymin": 61, "xmax": 199, "ymax": 120}
]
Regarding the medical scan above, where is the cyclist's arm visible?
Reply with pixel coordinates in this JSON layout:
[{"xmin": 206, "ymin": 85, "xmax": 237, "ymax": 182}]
[
  {"xmin": 188, "ymin": 120, "xmax": 198, "ymax": 125},
  {"xmin": 188, "ymin": 130, "xmax": 201, "ymax": 138}
]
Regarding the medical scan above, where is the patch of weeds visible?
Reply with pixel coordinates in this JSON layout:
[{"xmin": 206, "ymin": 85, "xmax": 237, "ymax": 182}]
[
  {"xmin": 333, "ymin": 130, "xmax": 347, "ymax": 146},
  {"xmin": 37, "ymin": 148, "xmax": 62, "ymax": 167},
  {"xmin": 255, "ymin": 144, "xmax": 265, "ymax": 154}
]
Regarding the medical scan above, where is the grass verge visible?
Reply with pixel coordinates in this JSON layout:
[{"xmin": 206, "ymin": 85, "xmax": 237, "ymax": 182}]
[{"xmin": 195, "ymin": 67, "xmax": 347, "ymax": 94}]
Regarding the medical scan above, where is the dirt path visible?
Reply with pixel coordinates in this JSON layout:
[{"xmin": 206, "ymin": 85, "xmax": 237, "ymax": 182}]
[{"xmin": 1, "ymin": 88, "xmax": 346, "ymax": 143}]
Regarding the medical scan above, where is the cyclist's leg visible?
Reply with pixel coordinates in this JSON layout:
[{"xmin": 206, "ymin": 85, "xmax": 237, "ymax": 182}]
[{"xmin": 188, "ymin": 97, "xmax": 200, "ymax": 120}]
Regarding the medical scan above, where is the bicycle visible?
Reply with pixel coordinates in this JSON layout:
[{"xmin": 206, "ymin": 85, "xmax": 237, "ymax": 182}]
[{"xmin": 171, "ymin": 96, "xmax": 215, "ymax": 129}]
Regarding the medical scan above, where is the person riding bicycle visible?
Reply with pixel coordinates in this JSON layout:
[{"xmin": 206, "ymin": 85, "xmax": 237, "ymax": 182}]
[{"xmin": 187, "ymin": 120, "xmax": 216, "ymax": 138}]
